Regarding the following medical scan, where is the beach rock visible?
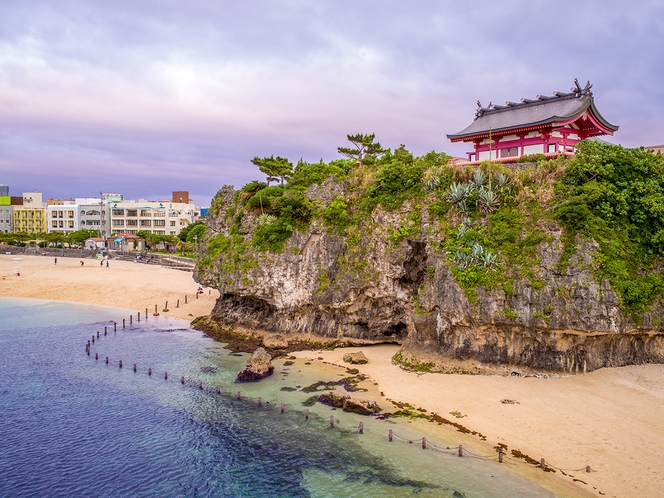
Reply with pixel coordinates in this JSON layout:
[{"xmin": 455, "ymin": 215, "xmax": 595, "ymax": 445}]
[
  {"xmin": 317, "ymin": 392, "xmax": 381, "ymax": 415},
  {"xmin": 236, "ymin": 347, "xmax": 274, "ymax": 382},
  {"xmin": 343, "ymin": 351, "xmax": 368, "ymax": 365}
]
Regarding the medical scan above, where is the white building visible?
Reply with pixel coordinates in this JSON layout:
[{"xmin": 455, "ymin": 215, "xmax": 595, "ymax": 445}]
[
  {"xmin": 46, "ymin": 194, "xmax": 123, "ymax": 237},
  {"xmin": 109, "ymin": 199, "xmax": 197, "ymax": 237}
]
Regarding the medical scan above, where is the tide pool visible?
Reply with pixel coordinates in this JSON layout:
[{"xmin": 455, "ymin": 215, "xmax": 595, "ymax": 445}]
[{"xmin": 0, "ymin": 298, "xmax": 561, "ymax": 497}]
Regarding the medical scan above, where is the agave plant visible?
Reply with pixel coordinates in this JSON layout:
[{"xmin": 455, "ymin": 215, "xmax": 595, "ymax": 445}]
[
  {"xmin": 256, "ymin": 213, "xmax": 277, "ymax": 227},
  {"xmin": 456, "ymin": 224, "xmax": 468, "ymax": 239},
  {"xmin": 478, "ymin": 187, "xmax": 500, "ymax": 214},
  {"xmin": 445, "ymin": 182, "xmax": 470, "ymax": 206},
  {"xmin": 462, "ymin": 217, "xmax": 472, "ymax": 227},
  {"xmin": 471, "ymin": 169, "xmax": 488, "ymax": 190},
  {"xmin": 481, "ymin": 250, "xmax": 497, "ymax": 267},
  {"xmin": 424, "ymin": 176, "xmax": 442, "ymax": 192},
  {"xmin": 470, "ymin": 241, "xmax": 485, "ymax": 262},
  {"xmin": 496, "ymin": 172, "xmax": 511, "ymax": 189}
]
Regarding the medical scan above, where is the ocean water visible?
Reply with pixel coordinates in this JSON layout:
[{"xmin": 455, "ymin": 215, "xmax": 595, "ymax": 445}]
[{"xmin": 0, "ymin": 298, "xmax": 560, "ymax": 497}]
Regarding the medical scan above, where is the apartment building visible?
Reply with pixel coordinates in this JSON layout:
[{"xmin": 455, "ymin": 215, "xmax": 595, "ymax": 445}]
[
  {"xmin": 109, "ymin": 198, "xmax": 197, "ymax": 237},
  {"xmin": 13, "ymin": 192, "xmax": 45, "ymax": 234}
]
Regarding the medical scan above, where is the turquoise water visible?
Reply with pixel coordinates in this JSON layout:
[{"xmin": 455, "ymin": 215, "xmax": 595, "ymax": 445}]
[{"xmin": 0, "ymin": 298, "xmax": 558, "ymax": 497}]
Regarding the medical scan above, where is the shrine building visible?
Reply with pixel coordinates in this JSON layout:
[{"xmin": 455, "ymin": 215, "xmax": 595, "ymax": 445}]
[{"xmin": 447, "ymin": 79, "xmax": 618, "ymax": 163}]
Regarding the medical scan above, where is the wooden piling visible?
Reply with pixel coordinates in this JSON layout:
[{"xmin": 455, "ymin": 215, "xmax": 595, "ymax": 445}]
[
  {"xmin": 104, "ymin": 326, "xmax": 107, "ymax": 335},
  {"xmin": 458, "ymin": 445, "xmax": 463, "ymax": 457},
  {"xmin": 358, "ymin": 422, "xmax": 363, "ymax": 434},
  {"xmin": 122, "ymin": 318, "xmax": 125, "ymax": 328},
  {"xmin": 91, "ymin": 335, "xmax": 94, "ymax": 343},
  {"xmin": 105, "ymin": 356, "xmax": 109, "ymax": 364},
  {"xmin": 176, "ymin": 299, "xmax": 179, "ymax": 308},
  {"xmin": 586, "ymin": 465, "xmax": 591, "ymax": 473},
  {"xmin": 216, "ymin": 386, "xmax": 220, "ymax": 394},
  {"xmin": 388, "ymin": 429, "xmax": 393, "ymax": 442},
  {"xmin": 330, "ymin": 415, "xmax": 334, "ymax": 427},
  {"xmin": 145, "ymin": 308, "xmax": 148, "ymax": 318},
  {"xmin": 257, "ymin": 396, "xmax": 262, "ymax": 406},
  {"xmin": 181, "ymin": 376, "xmax": 185, "ymax": 384},
  {"xmin": 422, "ymin": 437, "xmax": 427, "ymax": 449},
  {"xmin": 199, "ymin": 380, "xmax": 203, "ymax": 390},
  {"xmin": 498, "ymin": 450, "xmax": 504, "ymax": 463},
  {"xmin": 153, "ymin": 304, "xmax": 159, "ymax": 316},
  {"xmin": 236, "ymin": 391, "xmax": 241, "ymax": 400},
  {"xmin": 119, "ymin": 360, "xmax": 123, "ymax": 368},
  {"xmin": 113, "ymin": 322, "xmax": 117, "ymax": 332},
  {"xmin": 163, "ymin": 301, "xmax": 169, "ymax": 312},
  {"xmin": 138, "ymin": 312, "xmax": 140, "ymax": 322},
  {"xmin": 87, "ymin": 348, "xmax": 90, "ymax": 356},
  {"xmin": 540, "ymin": 458, "xmax": 546, "ymax": 470},
  {"xmin": 95, "ymin": 352, "xmax": 98, "ymax": 360},
  {"xmin": 165, "ymin": 372, "xmax": 168, "ymax": 380},
  {"xmin": 133, "ymin": 364, "xmax": 137, "ymax": 373},
  {"xmin": 305, "ymin": 409, "xmax": 309, "ymax": 420},
  {"xmin": 196, "ymin": 292, "xmax": 198, "ymax": 300},
  {"xmin": 148, "ymin": 368, "xmax": 152, "ymax": 376},
  {"xmin": 280, "ymin": 402, "xmax": 285, "ymax": 414},
  {"xmin": 184, "ymin": 295, "xmax": 188, "ymax": 304},
  {"xmin": 129, "ymin": 315, "xmax": 132, "ymax": 325},
  {"xmin": 97, "ymin": 331, "xmax": 100, "ymax": 338}
]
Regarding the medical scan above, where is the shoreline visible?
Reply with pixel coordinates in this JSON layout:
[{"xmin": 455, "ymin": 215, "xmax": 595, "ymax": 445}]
[{"xmin": 2, "ymin": 255, "xmax": 662, "ymax": 497}]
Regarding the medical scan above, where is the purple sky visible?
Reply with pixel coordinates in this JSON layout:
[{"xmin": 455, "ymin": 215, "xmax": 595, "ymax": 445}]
[{"xmin": 1, "ymin": 0, "xmax": 663, "ymax": 206}]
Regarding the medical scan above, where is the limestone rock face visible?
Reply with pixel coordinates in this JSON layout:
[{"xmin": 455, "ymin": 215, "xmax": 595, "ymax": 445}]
[
  {"xmin": 196, "ymin": 182, "xmax": 664, "ymax": 373},
  {"xmin": 343, "ymin": 351, "xmax": 369, "ymax": 364},
  {"xmin": 236, "ymin": 347, "xmax": 274, "ymax": 382},
  {"xmin": 317, "ymin": 392, "xmax": 381, "ymax": 415}
]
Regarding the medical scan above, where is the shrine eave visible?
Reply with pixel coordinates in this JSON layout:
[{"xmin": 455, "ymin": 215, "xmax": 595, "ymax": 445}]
[{"xmin": 447, "ymin": 84, "xmax": 619, "ymax": 143}]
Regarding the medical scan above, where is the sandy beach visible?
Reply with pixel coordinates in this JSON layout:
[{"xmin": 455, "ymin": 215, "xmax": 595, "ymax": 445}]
[
  {"xmin": 0, "ymin": 254, "xmax": 218, "ymax": 321},
  {"xmin": 2, "ymin": 254, "xmax": 662, "ymax": 497}
]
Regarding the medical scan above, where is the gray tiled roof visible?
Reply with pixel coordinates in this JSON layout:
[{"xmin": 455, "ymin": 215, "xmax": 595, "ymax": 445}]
[{"xmin": 448, "ymin": 83, "xmax": 618, "ymax": 140}]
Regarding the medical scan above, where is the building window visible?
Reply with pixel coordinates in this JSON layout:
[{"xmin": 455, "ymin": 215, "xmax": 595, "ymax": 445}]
[
  {"xmin": 126, "ymin": 219, "xmax": 138, "ymax": 226},
  {"xmin": 68, "ymin": 221, "xmax": 74, "ymax": 228},
  {"xmin": 126, "ymin": 210, "xmax": 137, "ymax": 217},
  {"xmin": 140, "ymin": 220, "xmax": 151, "ymax": 227},
  {"xmin": 52, "ymin": 220, "xmax": 57, "ymax": 228},
  {"xmin": 58, "ymin": 221, "xmax": 64, "ymax": 228},
  {"xmin": 113, "ymin": 220, "xmax": 124, "ymax": 226},
  {"xmin": 170, "ymin": 231, "xmax": 176, "ymax": 235},
  {"xmin": 547, "ymin": 143, "xmax": 557, "ymax": 153},
  {"xmin": 140, "ymin": 210, "xmax": 151, "ymax": 217},
  {"xmin": 68, "ymin": 211, "xmax": 74, "ymax": 218},
  {"xmin": 58, "ymin": 211, "xmax": 64, "ymax": 218},
  {"xmin": 153, "ymin": 220, "xmax": 165, "ymax": 227},
  {"xmin": 500, "ymin": 147, "xmax": 519, "ymax": 158},
  {"xmin": 112, "ymin": 209, "xmax": 124, "ymax": 216},
  {"xmin": 169, "ymin": 221, "xmax": 176, "ymax": 226}
]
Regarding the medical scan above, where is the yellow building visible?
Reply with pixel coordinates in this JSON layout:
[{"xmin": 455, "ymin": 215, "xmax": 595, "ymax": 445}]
[{"xmin": 13, "ymin": 192, "xmax": 45, "ymax": 234}]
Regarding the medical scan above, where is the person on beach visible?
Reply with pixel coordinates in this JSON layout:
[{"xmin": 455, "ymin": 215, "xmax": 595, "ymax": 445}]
[
  {"xmin": 100, "ymin": 259, "xmax": 103, "ymax": 266},
  {"xmin": 106, "ymin": 260, "xmax": 109, "ymax": 268},
  {"xmin": 80, "ymin": 260, "xmax": 84, "ymax": 266},
  {"xmin": 54, "ymin": 257, "xmax": 57, "ymax": 265}
]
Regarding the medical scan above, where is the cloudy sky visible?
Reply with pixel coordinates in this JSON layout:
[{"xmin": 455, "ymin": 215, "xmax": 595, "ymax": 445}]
[{"xmin": 1, "ymin": 0, "xmax": 662, "ymax": 206}]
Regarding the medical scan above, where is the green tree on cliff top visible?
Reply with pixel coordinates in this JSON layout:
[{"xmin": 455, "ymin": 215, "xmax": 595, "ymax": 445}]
[
  {"xmin": 338, "ymin": 133, "xmax": 385, "ymax": 167},
  {"xmin": 251, "ymin": 156, "xmax": 293, "ymax": 185}
]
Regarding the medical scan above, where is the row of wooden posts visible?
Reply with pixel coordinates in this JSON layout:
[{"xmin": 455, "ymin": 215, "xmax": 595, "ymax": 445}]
[{"xmin": 84, "ymin": 313, "xmax": 592, "ymax": 473}]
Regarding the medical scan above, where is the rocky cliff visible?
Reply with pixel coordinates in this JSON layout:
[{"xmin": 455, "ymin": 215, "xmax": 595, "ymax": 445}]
[{"xmin": 195, "ymin": 144, "xmax": 664, "ymax": 373}]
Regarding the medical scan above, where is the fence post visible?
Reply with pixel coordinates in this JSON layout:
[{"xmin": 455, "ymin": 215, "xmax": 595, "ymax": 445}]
[
  {"xmin": 358, "ymin": 422, "xmax": 363, "ymax": 434},
  {"xmin": 388, "ymin": 429, "xmax": 393, "ymax": 442},
  {"xmin": 305, "ymin": 409, "xmax": 309, "ymax": 420},
  {"xmin": 422, "ymin": 437, "xmax": 427, "ymax": 450},
  {"xmin": 122, "ymin": 319, "xmax": 125, "ymax": 328},
  {"xmin": 236, "ymin": 391, "xmax": 241, "ymax": 400},
  {"xmin": 330, "ymin": 415, "xmax": 334, "ymax": 427},
  {"xmin": 498, "ymin": 450, "xmax": 503, "ymax": 463},
  {"xmin": 281, "ymin": 402, "xmax": 285, "ymax": 414},
  {"xmin": 586, "ymin": 465, "xmax": 591, "ymax": 473},
  {"xmin": 458, "ymin": 445, "xmax": 463, "ymax": 457},
  {"xmin": 540, "ymin": 458, "xmax": 546, "ymax": 470},
  {"xmin": 257, "ymin": 396, "xmax": 262, "ymax": 406}
]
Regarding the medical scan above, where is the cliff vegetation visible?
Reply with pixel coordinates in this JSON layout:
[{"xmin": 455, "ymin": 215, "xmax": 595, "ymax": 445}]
[{"xmin": 195, "ymin": 138, "xmax": 664, "ymax": 372}]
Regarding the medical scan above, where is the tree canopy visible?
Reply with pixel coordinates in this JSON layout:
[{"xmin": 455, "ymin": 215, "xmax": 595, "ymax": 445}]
[
  {"xmin": 337, "ymin": 133, "xmax": 385, "ymax": 167},
  {"xmin": 251, "ymin": 156, "xmax": 293, "ymax": 185}
]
